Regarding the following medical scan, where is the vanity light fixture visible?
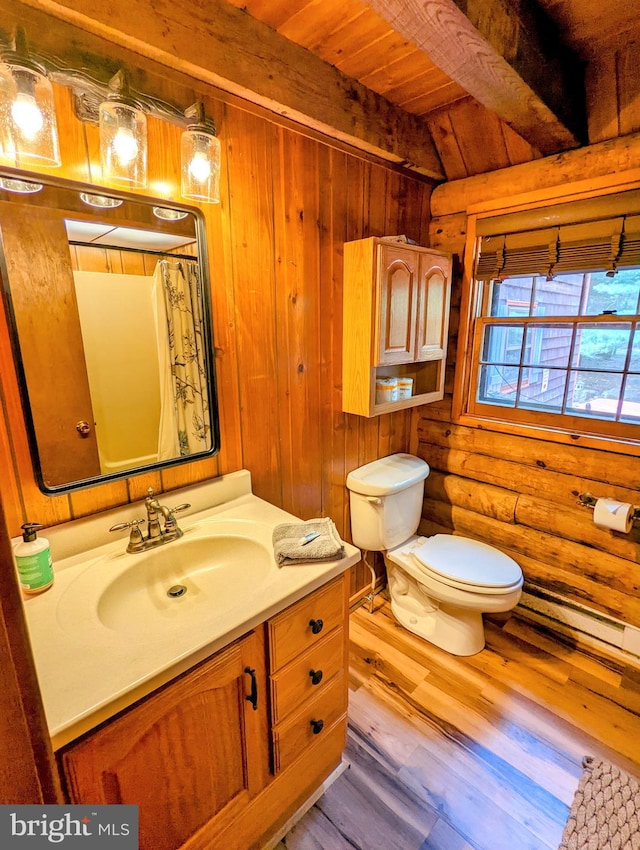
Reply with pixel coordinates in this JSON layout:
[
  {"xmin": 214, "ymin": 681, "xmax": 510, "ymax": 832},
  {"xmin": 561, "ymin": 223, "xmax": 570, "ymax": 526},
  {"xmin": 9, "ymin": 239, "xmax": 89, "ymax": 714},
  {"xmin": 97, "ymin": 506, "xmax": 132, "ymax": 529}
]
[
  {"xmin": 0, "ymin": 176, "xmax": 43, "ymax": 193},
  {"xmin": 79, "ymin": 192, "xmax": 123, "ymax": 209},
  {"xmin": 153, "ymin": 206, "xmax": 189, "ymax": 221},
  {"xmin": 99, "ymin": 69, "xmax": 147, "ymax": 188},
  {"xmin": 0, "ymin": 27, "xmax": 61, "ymax": 167},
  {"xmin": 181, "ymin": 102, "xmax": 221, "ymax": 204}
]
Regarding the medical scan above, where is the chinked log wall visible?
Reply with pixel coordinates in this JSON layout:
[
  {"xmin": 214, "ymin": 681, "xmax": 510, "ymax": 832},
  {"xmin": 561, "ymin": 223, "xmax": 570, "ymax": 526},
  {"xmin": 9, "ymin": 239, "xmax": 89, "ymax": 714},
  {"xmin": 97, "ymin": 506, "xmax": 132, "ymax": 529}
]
[{"xmin": 422, "ymin": 133, "xmax": 640, "ymax": 633}]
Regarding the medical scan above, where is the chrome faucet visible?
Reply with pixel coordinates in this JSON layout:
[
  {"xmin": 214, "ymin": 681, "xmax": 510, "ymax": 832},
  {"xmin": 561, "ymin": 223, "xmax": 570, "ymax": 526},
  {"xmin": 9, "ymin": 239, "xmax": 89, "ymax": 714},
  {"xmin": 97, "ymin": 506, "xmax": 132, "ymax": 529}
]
[{"xmin": 109, "ymin": 488, "xmax": 191, "ymax": 553}]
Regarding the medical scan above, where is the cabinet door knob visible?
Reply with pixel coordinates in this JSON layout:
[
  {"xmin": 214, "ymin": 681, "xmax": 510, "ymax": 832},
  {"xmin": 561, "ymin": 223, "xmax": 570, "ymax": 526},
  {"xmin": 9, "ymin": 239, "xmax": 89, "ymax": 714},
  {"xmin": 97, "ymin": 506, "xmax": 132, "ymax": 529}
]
[
  {"xmin": 310, "ymin": 719, "xmax": 324, "ymax": 735},
  {"xmin": 244, "ymin": 667, "xmax": 258, "ymax": 711},
  {"xmin": 309, "ymin": 669, "xmax": 323, "ymax": 686},
  {"xmin": 309, "ymin": 618, "xmax": 324, "ymax": 635}
]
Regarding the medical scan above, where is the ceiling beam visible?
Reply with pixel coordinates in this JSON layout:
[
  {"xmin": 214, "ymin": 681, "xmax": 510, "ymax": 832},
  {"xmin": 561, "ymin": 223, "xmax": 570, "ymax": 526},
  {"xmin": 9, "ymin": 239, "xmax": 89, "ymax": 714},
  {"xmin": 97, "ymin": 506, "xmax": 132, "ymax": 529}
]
[
  {"xmin": 365, "ymin": 0, "xmax": 586, "ymax": 155},
  {"xmin": 12, "ymin": 0, "xmax": 445, "ymax": 180}
]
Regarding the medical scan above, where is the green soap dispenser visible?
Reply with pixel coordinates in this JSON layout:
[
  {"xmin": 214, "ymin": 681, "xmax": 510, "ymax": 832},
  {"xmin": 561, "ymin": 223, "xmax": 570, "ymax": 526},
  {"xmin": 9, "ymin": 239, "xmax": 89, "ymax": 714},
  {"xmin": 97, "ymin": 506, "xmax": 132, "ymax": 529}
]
[{"xmin": 14, "ymin": 523, "xmax": 54, "ymax": 595}]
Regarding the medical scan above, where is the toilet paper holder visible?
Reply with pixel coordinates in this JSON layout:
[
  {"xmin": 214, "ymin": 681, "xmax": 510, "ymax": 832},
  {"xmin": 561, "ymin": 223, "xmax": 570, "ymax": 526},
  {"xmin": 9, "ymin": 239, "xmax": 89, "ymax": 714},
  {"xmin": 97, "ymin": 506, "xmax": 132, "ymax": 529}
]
[{"xmin": 577, "ymin": 492, "xmax": 640, "ymax": 523}]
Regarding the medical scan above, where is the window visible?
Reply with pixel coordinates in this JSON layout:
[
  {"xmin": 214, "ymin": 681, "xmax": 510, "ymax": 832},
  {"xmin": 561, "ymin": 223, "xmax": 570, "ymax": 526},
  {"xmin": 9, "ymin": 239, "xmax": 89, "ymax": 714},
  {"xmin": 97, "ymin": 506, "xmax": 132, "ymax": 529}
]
[{"xmin": 457, "ymin": 190, "xmax": 640, "ymax": 447}]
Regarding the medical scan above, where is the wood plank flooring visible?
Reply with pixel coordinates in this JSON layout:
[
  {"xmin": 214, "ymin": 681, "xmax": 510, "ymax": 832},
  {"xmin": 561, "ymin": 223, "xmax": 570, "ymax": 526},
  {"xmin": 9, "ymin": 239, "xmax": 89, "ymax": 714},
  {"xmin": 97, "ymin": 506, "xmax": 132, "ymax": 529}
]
[{"xmin": 278, "ymin": 597, "xmax": 640, "ymax": 850}]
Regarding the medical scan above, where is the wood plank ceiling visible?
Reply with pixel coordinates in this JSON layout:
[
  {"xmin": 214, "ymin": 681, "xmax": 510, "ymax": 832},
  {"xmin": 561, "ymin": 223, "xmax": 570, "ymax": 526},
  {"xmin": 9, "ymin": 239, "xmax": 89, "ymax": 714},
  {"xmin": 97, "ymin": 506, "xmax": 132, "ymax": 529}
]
[{"xmin": 223, "ymin": 0, "xmax": 640, "ymax": 181}]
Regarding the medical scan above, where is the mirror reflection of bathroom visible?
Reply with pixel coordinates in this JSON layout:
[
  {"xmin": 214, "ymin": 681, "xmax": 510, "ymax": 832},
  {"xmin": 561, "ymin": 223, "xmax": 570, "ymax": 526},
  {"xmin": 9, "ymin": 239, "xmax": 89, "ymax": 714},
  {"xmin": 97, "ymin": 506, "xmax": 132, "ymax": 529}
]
[{"xmin": 0, "ymin": 173, "xmax": 219, "ymax": 492}]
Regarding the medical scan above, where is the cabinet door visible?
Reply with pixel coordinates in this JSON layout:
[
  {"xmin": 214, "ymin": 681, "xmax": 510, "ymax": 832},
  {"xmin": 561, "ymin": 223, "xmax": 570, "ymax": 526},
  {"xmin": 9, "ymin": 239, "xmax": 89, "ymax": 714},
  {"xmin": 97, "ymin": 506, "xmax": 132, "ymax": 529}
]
[
  {"xmin": 415, "ymin": 254, "xmax": 452, "ymax": 362},
  {"xmin": 375, "ymin": 245, "xmax": 418, "ymax": 365},
  {"xmin": 60, "ymin": 631, "xmax": 270, "ymax": 850}
]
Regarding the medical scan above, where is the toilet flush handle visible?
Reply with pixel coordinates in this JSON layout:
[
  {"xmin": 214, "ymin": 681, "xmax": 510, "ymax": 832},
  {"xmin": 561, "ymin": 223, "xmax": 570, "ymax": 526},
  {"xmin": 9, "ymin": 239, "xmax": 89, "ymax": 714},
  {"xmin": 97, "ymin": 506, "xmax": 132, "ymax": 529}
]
[{"xmin": 366, "ymin": 496, "xmax": 382, "ymax": 506}]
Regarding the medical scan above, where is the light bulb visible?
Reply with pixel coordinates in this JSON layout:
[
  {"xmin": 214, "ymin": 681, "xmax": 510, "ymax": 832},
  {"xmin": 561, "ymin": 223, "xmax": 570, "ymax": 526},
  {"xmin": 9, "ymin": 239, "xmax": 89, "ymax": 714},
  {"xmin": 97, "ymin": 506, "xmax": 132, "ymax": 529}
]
[
  {"xmin": 181, "ymin": 107, "xmax": 221, "ymax": 203},
  {"xmin": 11, "ymin": 92, "xmax": 43, "ymax": 140},
  {"xmin": 113, "ymin": 127, "xmax": 138, "ymax": 165},
  {"xmin": 188, "ymin": 151, "xmax": 211, "ymax": 183}
]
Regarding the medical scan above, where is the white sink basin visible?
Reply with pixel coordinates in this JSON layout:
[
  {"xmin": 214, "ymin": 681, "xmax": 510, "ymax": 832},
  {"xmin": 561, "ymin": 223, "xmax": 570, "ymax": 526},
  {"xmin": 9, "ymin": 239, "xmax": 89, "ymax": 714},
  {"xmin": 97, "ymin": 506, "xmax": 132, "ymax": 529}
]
[
  {"xmin": 56, "ymin": 519, "xmax": 274, "ymax": 638},
  {"xmin": 97, "ymin": 535, "xmax": 271, "ymax": 634}
]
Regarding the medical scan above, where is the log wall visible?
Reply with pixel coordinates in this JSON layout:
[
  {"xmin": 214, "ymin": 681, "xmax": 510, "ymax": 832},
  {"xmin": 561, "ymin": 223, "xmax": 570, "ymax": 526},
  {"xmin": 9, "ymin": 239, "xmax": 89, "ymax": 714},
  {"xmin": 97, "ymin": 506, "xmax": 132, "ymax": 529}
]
[
  {"xmin": 425, "ymin": 141, "xmax": 640, "ymax": 631},
  {"xmin": 0, "ymin": 25, "xmax": 432, "ymax": 600}
]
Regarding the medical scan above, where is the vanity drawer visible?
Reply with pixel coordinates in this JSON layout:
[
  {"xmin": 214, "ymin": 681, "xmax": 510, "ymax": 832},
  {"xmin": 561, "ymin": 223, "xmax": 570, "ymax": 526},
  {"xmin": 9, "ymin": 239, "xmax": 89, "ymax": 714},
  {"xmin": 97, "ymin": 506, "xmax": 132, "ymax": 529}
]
[
  {"xmin": 272, "ymin": 674, "xmax": 347, "ymax": 774},
  {"xmin": 268, "ymin": 575, "xmax": 347, "ymax": 671},
  {"xmin": 270, "ymin": 627, "xmax": 345, "ymax": 724}
]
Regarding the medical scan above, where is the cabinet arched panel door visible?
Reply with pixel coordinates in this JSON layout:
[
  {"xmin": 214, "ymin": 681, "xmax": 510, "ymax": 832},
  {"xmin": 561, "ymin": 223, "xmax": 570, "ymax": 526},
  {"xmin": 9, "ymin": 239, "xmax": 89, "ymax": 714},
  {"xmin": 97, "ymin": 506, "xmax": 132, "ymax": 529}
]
[
  {"xmin": 376, "ymin": 245, "xmax": 419, "ymax": 365},
  {"xmin": 60, "ymin": 630, "xmax": 269, "ymax": 850},
  {"xmin": 416, "ymin": 257, "xmax": 452, "ymax": 363}
]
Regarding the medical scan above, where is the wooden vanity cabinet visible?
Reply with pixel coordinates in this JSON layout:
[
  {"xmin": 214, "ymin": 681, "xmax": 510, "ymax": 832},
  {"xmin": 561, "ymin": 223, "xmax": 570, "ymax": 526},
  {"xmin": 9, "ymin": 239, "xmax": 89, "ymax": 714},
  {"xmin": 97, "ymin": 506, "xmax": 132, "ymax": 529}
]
[
  {"xmin": 343, "ymin": 236, "xmax": 452, "ymax": 417},
  {"xmin": 58, "ymin": 573, "xmax": 349, "ymax": 850},
  {"xmin": 60, "ymin": 629, "xmax": 270, "ymax": 850},
  {"xmin": 268, "ymin": 575, "xmax": 348, "ymax": 774}
]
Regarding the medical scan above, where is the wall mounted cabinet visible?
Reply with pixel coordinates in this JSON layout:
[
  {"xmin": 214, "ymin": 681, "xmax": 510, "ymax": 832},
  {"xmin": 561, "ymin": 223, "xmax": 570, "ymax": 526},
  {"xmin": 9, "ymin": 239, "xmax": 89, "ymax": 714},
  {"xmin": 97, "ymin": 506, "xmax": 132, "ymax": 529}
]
[{"xmin": 342, "ymin": 237, "xmax": 452, "ymax": 417}]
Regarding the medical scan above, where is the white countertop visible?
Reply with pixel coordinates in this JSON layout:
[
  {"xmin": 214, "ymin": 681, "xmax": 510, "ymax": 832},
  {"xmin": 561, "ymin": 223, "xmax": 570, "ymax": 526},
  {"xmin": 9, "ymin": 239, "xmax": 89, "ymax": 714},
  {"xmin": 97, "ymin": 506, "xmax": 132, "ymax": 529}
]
[{"xmin": 19, "ymin": 471, "xmax": 360, "ymax": 750}]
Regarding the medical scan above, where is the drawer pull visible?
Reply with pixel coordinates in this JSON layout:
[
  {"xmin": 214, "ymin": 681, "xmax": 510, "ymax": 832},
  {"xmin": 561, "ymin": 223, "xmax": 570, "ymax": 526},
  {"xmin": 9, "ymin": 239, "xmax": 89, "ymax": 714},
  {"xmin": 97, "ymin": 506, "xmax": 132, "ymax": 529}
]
[
  {"xmin": 309, "ymin": 618, "xmax": 324, "ymax": 635},
  {"xmin": 244, "ymin": 666, "xmax": 258, "ymax": 711},
  {"xmin": 310, "ymin": 719, "xmax": 324, "ymax": 735},
  {"xmin": 309, "ymin": 669, "xmax": 323, "ymax": 686}
]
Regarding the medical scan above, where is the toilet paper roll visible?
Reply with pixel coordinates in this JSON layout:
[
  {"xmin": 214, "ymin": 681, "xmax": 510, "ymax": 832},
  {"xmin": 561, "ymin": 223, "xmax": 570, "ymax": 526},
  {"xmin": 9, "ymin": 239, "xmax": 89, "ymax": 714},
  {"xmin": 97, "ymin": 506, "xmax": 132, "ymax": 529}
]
[{"xmin": 593, "ymin": 498, "xmax": 634, "ymax": 533}]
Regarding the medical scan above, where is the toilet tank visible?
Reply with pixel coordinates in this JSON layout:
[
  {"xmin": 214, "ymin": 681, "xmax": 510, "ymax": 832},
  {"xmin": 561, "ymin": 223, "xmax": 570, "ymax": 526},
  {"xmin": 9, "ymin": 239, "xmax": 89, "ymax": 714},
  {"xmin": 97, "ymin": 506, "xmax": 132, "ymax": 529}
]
[{"xmin": 346, "ymin": 453, "xmax": 430, "ymax": 551}]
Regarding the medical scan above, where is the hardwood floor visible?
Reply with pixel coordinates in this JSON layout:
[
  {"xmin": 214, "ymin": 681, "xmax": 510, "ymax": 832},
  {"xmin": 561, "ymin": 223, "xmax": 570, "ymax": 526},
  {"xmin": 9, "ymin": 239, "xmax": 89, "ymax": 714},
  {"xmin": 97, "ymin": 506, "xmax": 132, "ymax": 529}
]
[{"xmin": 278, "ymin": 597, "xmax": 640, "ymax": 850}]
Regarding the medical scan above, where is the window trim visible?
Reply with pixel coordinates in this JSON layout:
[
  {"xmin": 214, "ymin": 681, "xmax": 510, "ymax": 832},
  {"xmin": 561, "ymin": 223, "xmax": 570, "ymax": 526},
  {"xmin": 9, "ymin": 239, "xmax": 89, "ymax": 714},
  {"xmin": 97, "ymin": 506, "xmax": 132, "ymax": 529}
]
[{"xmin": 453, "ymin": 204, "xmax": 640, "ymax": 457}]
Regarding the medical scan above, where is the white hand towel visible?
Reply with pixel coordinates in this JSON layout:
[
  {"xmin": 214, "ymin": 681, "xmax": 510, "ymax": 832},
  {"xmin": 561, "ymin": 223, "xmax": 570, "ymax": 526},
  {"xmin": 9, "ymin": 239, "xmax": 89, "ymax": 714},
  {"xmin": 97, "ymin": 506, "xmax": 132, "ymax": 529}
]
[{"xmin": 272, "ymin": 517, "xmax": 345, "ymax": 566}]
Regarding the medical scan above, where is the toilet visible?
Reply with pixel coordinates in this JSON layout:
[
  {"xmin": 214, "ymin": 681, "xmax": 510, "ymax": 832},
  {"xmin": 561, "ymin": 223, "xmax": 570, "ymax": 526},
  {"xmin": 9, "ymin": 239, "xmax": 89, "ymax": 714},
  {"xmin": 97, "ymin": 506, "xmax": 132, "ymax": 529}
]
[{"xmin": 346, "ymin": 453, "xmax": 523, "ymax": 656}]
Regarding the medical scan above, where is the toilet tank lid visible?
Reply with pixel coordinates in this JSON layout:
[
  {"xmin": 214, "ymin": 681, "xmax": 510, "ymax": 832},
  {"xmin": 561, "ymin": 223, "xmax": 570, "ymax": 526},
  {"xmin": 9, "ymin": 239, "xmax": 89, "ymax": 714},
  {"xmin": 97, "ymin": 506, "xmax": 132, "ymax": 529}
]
[{"xmin": 346, "ymin": 453, "xmax": 430, "ymax": 496}]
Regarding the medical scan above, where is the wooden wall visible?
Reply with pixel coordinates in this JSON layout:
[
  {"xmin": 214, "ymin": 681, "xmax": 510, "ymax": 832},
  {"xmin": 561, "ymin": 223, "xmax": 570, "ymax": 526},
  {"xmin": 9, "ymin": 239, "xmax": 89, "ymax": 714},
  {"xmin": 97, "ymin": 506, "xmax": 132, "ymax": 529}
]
[
  {"xmin": 586, "ymin": 37, "xmax": 640, "ymax": 145},
  {"xmin": 412, "ymin": 31, "xmax": 640, "ymax": 184},
  {"xmin": 426, "ymin": 98, "xmax": 542, "ymax": 181},
  {"xmin": 0, "ymin": 73, "xmax": 432, "ymax": 598},
  {"xmin": 424, "ymin": 135, "xmax": 640, "ymax": 632}
]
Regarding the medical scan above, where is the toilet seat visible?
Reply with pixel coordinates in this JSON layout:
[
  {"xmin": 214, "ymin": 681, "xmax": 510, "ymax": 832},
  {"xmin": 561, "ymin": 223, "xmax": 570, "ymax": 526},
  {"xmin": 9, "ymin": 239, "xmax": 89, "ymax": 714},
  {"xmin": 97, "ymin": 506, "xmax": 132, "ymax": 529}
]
[{"xmin": 390, "ymin": 534, "xmax": 523, "ymax": 596}]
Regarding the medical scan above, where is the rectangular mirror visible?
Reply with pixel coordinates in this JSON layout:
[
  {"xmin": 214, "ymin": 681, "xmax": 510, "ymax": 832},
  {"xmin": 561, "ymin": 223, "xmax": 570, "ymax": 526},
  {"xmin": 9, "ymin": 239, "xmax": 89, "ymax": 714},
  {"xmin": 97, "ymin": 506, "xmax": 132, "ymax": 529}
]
[{"xmin": 0, "ymin": 168, "xmax": 219, "ymax": 493}]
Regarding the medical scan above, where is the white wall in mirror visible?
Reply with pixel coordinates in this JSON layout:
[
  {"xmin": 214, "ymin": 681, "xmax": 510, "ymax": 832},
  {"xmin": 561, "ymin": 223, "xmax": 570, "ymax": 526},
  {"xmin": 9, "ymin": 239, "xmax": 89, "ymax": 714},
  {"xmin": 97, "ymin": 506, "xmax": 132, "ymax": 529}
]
[{"xmin": 74, "ymin": 270, "xmax": 161, "ymax": 474}]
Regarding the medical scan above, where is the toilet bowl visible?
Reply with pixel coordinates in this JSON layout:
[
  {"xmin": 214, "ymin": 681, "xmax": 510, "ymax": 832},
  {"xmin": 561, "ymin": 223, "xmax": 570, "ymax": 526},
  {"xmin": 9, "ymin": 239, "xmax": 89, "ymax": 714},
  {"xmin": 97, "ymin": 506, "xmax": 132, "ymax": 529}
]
[{"xmin": 346, "ymin": 453, "xmax": 523, "ymax": 656}]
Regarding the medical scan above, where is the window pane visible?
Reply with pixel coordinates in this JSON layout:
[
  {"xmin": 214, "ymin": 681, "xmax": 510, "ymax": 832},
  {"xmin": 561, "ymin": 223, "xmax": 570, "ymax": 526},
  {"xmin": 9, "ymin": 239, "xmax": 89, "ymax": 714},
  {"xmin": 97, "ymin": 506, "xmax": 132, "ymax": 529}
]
[
  {"xmin": 517, "ymin": 369, "xmax": 567, "ymax": 413},
  {"xmin": 621, "ymin": 374, "xmax": 640, "ymax": 423},
  {"xmin": 482, "ymin": 324, "xmax": 524, "ymax": 364},
  {"xmin": 572, "ymin": 323, "xmax": 631, "ymax": 371},
  {"xmin": 629, "ymin": 327, "xmax": 640, "ymax": 372},
  {"xmin": 535, "ymin": 274, "xmax": 585, "ymax": 317},
  {"xmin": 477, "ymin": 365, "xmax": 518, "ymax": 406},
  {"xmin": 583, "ymin": 269, "xmax": 640, "ymax": 316},
  {"xmin": 489, "ymin": 277, "xmax": 534, "ymax": 317},
  {"xmin": 523, "ymin": 324, "xmax": 574, "ymax": 368},
  {"xmin": 566, "ymin": 370, "xmax": 623, "ymax": 420}
]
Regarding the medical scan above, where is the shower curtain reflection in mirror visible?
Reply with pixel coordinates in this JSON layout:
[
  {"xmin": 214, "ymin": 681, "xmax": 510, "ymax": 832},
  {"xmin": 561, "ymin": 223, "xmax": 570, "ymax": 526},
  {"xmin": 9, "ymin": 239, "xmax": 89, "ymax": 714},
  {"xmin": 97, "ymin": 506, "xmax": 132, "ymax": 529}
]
[{"xmin": 153, "ymin": 259, "xmax": 211, "ymax": 460}]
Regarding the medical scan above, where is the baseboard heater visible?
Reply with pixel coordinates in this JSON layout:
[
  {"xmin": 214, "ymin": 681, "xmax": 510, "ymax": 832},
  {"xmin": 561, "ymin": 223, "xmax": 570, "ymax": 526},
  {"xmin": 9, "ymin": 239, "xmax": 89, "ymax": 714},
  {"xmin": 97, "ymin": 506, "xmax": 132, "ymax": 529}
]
[{"xmin": 518, "ymin": 584, "xmax": 640, "ymax": 661}]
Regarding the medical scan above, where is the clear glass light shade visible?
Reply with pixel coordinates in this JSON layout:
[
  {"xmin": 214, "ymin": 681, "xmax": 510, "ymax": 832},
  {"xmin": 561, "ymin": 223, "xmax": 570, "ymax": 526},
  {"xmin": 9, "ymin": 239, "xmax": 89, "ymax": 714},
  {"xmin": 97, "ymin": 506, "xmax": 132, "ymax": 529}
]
[
  {"xmin": 0, "ymin": 176, "xmax": 43, "ymax": 193},
  {"xmin": 99, "ymin": 100, "xmax": 147, "ymax": 188},
  {"xmin": 0, "ymin": 63, "xmax": 60, "ymax": 166},
  {"xmin": 181, "ymin": 128, "xmax": 221, "ymax": 203}
]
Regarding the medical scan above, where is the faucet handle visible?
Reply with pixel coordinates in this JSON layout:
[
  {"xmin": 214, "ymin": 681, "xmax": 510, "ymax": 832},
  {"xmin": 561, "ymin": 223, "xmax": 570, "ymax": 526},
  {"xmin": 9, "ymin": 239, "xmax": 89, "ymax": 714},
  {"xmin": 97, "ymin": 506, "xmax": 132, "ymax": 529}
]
[
  {"xmin": 109, "ymin": 519, "xmax": 145, "ymax": 532},
  {"xmin": 109, "ymin": 519, "xmax": 145, "ymax": 551},
  {"xmin": 163, "ymin": 503, "xmax": 191, "ymax": 532}
]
